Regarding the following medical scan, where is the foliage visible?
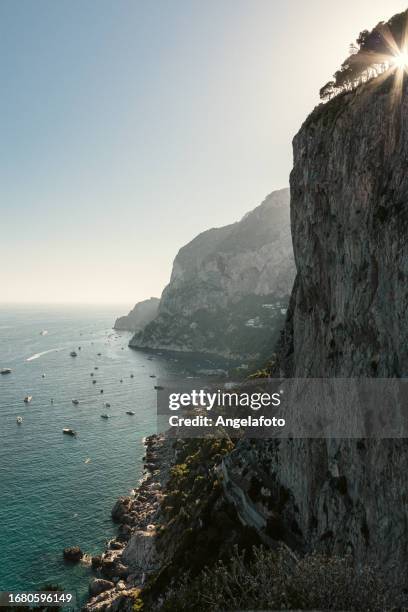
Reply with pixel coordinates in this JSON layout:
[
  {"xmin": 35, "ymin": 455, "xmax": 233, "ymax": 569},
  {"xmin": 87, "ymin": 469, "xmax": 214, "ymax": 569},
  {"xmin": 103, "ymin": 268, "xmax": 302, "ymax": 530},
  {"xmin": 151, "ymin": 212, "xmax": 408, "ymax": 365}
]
[
  {"xmin": 153, "ymin": 545, "xmax": 391, "ymax": 611},
  {"xmin": 320, "ymin": 9, "xmax": 408, "ymax": 100}
]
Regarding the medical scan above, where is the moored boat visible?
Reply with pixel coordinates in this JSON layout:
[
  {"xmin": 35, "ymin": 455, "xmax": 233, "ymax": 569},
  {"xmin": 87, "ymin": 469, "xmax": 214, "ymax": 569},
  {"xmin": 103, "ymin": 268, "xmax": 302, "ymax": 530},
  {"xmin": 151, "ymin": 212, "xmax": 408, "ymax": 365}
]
[{"xmin": 63, "ymin": 428, "xmax": 76, "ymax": 436}]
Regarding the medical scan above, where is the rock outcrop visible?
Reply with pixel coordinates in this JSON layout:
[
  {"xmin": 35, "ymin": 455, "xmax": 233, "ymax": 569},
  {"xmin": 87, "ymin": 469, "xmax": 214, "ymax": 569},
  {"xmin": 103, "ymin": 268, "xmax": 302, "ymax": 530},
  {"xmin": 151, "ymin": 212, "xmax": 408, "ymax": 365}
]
[
  {"xmin": 222, "ymin": 74, "xmax": 408, "ymax": 589},
  {"xmin": 130, "ymin": 189, "xmax": 295, "ymax": 360},
  {"xmin": 114, "ymin": 298, "xmax": 159, "ymax": 332}
]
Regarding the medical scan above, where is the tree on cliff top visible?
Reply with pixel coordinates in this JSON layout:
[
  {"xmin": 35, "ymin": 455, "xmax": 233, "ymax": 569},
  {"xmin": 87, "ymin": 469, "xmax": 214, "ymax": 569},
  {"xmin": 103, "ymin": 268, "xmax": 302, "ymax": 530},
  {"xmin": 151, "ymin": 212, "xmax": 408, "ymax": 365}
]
[{"xmin": 320, "ymin": 9, "xmax": 408, "ymax": 101}]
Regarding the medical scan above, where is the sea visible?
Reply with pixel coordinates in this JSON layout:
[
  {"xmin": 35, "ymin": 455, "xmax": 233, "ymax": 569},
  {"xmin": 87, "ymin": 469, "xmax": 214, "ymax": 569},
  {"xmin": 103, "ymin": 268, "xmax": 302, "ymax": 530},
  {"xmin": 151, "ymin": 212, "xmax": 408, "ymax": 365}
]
[{"xmin": 0, "ymin": 304, "xmax": 228, "ymax": 607}]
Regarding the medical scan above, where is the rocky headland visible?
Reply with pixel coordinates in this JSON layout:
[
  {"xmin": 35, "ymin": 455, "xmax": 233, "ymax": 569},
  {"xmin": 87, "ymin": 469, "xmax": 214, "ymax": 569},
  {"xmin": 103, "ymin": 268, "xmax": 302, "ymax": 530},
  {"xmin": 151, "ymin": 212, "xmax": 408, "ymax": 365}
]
[
  {"xmin": 129, "ymin": 189, "xmax": 295, "ymax": 361},
  {"xmin": 114, "ymin": 298, "xmax": 160, "ymax": 333}
]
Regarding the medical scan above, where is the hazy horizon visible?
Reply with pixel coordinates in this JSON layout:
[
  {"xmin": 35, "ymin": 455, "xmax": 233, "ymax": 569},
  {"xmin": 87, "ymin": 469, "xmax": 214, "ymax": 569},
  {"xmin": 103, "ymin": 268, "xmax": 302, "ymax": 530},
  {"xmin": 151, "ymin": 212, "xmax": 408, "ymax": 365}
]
[{"xmin": 1, "ymin": 0, "xmax": 407, "ymax": 305}]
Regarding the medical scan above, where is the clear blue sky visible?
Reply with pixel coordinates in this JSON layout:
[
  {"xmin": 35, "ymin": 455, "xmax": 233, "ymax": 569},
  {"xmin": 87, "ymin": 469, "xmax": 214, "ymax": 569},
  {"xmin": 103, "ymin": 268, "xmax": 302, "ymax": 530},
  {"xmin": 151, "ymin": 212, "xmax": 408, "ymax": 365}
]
[{"xmin": 1, "ymin": 0, "xmax": 406, "ymax": 306}]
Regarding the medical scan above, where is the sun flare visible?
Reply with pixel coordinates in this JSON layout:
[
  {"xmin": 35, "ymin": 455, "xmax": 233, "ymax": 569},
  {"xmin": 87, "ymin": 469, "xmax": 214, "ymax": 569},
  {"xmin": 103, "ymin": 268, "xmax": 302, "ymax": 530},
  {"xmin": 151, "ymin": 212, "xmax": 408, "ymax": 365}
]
[{"xmin": 393, "ymin": 50, "xmax": 408, "ymax": 68}]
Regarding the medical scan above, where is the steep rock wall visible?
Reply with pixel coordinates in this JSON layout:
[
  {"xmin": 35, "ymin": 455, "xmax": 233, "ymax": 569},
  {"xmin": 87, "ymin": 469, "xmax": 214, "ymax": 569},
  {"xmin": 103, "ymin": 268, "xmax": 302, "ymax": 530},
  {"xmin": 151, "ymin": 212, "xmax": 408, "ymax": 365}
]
[{"xmin": 223, "ymin": 76, "xmax": 408, "ymax": 586}]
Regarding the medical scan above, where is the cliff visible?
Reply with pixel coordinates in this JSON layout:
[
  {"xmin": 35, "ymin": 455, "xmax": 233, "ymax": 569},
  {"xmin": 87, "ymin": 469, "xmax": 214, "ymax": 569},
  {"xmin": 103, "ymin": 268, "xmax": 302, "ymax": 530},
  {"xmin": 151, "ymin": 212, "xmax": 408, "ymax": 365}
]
[
  {"xmin": 223, "ymin": 74, "xmax": 408, "ymax": 588},
  {"xmin": 114, "ymin": 298, "xmax": 159, "ymax": 332},
  {"xmin": 129, "ymin": 189, "xmax": 295, "ymax": 360}
]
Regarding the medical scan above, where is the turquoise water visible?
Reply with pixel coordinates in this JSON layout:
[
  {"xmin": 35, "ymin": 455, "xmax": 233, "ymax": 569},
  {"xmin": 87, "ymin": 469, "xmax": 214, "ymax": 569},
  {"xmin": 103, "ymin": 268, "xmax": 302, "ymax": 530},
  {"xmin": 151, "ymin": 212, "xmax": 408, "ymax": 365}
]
[{"xmin": 0, "ymin": 305, "xmax": 218, "ymax": 606}]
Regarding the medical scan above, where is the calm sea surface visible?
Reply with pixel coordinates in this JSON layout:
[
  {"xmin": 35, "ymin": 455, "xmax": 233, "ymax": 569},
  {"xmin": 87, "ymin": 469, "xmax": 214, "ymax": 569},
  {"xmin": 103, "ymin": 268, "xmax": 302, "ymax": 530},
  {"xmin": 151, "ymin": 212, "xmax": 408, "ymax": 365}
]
[{"xmin": 0, "ymin": 305, "xmax": 224, "ymax": 606}]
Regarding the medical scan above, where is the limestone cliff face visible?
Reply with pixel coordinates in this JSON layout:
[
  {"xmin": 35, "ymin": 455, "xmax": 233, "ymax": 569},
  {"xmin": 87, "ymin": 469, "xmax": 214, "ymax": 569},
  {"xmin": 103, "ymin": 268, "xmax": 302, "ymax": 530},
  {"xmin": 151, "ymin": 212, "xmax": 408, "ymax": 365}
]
[
  {"xmin": 130, "ymin": 189, "xmax": 295, "ymax": 360},
  {"xmin": 114, "ymin": 298, "xmax": 159, "ymax": 332},
  {"xmin": 223, "ymin": 76, "xmax": 408, "ymax": 586}
]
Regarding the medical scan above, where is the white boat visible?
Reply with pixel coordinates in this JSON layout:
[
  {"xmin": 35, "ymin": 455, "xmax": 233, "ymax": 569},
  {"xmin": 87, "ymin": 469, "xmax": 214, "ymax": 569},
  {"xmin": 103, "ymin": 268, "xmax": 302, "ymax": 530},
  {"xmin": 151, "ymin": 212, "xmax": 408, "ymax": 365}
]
[
  {"xmin": 16, "ymin": 416, "xmax": 23, "ymax": 424},
  {"xmin": 126, "ymin": 410, "xmax": 135, "ymax": 415},
  {"xmin": 40, "ymin": 330, "xmax": 48, "ymax": 336},
  {"xmin": 24, "ymin": 396, "xmax": 32, "ymax": 403},
  {"xmin": 100, "ymin": 414, "xmax": 110, "ymax": 419},
  {"xmin": 1, "ymin": 368, "xmax": 12, "ymax": 375}
]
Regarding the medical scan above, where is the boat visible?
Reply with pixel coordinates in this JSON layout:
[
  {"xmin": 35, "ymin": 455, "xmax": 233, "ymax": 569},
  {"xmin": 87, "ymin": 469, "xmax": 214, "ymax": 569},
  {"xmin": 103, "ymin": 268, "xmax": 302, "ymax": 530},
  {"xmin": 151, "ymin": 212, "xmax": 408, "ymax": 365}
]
[
  {"xmin": 120, "ymin": 379, "xmax": 123, "ymax": 383},
  {"xmin": 84, "ymin": 458, "xmax": 91, "ymax": 464},
  {"xmin": 100, "ymin": 414, "xmax": 110, "ymax": 419},
  {"xmin": 104, "ymin": 402, "xmax": 111, "ymax": 408},
  {"xmin": 72, "ymin": 399, "xmax": 80, "ymax": 405},
  {"xmin": 42, "ymin": 373, "xmax": 46, "ymax": 378},
  {"xmin": 97, "ymin": 352, "xmax": 102, "ymax": 356},
  {"xmin": 63, "ymin": 428, "xmax": 76, "ymax": 436},
  {"xmin": 16, "ymin": 416, "xmax": 23, "ymax": 424},
  {"xmin": 126, "ymin": 411, "xmax": 135, "ymax": 415},
  {"xmin": 100, "ymin": 389, "xmax": 104, "ymax": 394},
  {"xmin": 154, "ymin": 385, "xmax": 164, "ymax": 390},
  {"xmin": 92, "ymin": 380, "xmax": 97, "ymax": 384},
  {"xmin": 149, "ymin": 375, "xmax": 156, "ymax": 378},
  {"xmin": 24, "ymin": 396, "xmax": 32, "ymax": 403},
  {"xmin": 1, "ymin": 368, "xmax": 12, "ymax": 375},
  {"xmin": 130, "ymin": 374, "xmax": 134, "ymax": 378},
  {"xmin": 90, "ymin": 372, "xmax": 94, "ymax": 377},
  {"xmin": 40, "ymin": 330, "xmax": 48, "ymax": 336},
  {"xmin": 94, "ymin": 366, "xmax": 99, "ymax": 370},
  {"xmin": 70, "ymin": 351, "xmax": 78, "ymax": 357}
]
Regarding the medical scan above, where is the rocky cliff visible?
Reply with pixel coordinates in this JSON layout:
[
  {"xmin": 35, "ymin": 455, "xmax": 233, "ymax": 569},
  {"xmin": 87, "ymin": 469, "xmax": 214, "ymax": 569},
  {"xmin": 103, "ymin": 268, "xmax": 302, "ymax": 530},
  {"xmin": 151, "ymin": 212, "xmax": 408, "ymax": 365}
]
[
  {"xmin": 130, "ymin": 189, "xmax": 295, "ymax": 360},
  {"xmin": 223, "ymin": 74, "xmax": 408, "ymax": 589},
  {"xmin": 114, "ymin": 298, "xmax": 159, "ymax": 332}
]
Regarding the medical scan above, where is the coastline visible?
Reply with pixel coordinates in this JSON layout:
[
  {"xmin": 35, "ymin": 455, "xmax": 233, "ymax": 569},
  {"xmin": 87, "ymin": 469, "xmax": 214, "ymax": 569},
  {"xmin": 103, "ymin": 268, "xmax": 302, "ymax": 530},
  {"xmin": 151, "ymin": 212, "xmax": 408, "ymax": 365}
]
[{"xmin": 83, "ymin": 434, "xmax": 174, "ymax": 611}]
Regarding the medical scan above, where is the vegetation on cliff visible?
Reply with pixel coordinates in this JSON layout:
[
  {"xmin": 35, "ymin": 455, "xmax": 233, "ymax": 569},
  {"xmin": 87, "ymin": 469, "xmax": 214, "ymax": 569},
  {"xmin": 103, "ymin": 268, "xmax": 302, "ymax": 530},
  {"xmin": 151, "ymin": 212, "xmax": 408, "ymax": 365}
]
[{"xmin": 320, "ymin": 9, "xmax": 408, "ymax": 100}]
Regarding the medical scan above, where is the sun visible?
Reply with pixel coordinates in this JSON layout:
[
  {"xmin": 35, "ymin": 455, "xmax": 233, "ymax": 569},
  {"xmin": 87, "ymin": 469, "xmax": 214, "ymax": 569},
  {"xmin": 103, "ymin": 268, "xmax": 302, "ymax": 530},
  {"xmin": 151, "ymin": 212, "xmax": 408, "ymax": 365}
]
[{"xmin": 392, "ymin": 50, "xmax": 408, "ymax": 69}]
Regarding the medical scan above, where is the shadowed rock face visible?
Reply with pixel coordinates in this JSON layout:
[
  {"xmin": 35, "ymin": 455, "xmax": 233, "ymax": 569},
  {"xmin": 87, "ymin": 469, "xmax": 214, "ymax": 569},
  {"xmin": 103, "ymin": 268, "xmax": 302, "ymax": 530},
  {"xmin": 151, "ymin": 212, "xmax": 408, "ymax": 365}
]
[
  {"xmin": 223, "ymin": 76, "xmax": 408, "ymax": 587},
  {"xmin": 129, "ymin": 189, "xmax": 296, "ymax": 360},
  {"xmin": 114, "ymin": 297, "xmax": 160, "ymax": 332}
]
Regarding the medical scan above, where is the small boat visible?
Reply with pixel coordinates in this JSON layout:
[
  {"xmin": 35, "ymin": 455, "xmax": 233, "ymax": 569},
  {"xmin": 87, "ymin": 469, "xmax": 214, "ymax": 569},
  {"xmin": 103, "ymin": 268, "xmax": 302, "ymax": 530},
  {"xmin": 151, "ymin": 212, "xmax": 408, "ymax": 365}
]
[
  {"xmin": 154, "ymin": 385, "xmax": 164, "ymax": 391},
  {"xmin": 16, "ymin": 416, "xmax": 23, "ymax": 424},
  {"xmin": 51, "ymin": 398, "xmax": 54, "ymax": 404},
  {"xmin": 78, "ymin": 346, "xmax": 81, "ymax": 350},
  {"xmin": 72, "ymin": 399, "xmax": 80, "ymax": 405},
  {"xmin": 100, "ymin": 389, "xmax": 104, "ymax": 394},
  {"xmin": 97, "ymin": 352, "xmax": 102, "ymax": 356},
  {"xmin": 1, "ymin": 368, "xmax": 12, "ymax": 375},
  {"xmin": 149, "ymin": 375, "xmax": 156, "ymax": 378},
  {"xmin": 90, "ymin": 372, "xmax": 94, "ymax": 377},
  {"xmin": 70, "ymin": 351, "xmax": 77, "ymax": 357},
  {"xmin": 120, "ymin": 379, "xmax": 123, "ymax": 383},
  {"xmin": 100, "ymin": 414, "xmax": 110, "ymax": 419},
  {"xmin": 24, "ymin": 396, "xmax": 32, "ymax": 403},
  {"xmin": 92, "ymin": 380, "xmax": 97, "ymax": 384},
  {"xmin": 104, "ymin": 402, "xmax": 111, "ymax": 408},
  {"xmin": 42, "ymin": 373, "xmax": 46, "ymax": 378},
  {"xmin": 126, "ymin": 411, "xmax": 135, "ymax": 415},
  {"xmin": 94, "ymin": 366, "xmax": 99, "ymax": 370},
  {"xmin": 130, "ymin": 374, "xmax": 134, "ymax": 378},
  {"xmin": 84, "ymin": 458, "xmax": 91, "ymax": 464},
  {"xmin": 40, "ymin": 330, "xmax": 48, "ymax": 336},
  {"xmin": 63, "ymin": 428, "xmax": 76, "ymax": 436}
]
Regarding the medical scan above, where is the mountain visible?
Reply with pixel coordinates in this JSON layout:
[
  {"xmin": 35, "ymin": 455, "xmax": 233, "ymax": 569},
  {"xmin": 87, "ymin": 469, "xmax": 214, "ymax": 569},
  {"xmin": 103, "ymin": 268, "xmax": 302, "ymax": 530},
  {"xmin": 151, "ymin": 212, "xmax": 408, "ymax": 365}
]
[
  {"xmin": 223, "ymin": 74, "xmax": 408, "ymax": 586},
  {"xmin": 114, "ymin": 297, "xmax": 160, "ymax": 332},
  {"xmin": 129, "ymin": 188, "xmax": 295, "ymax": 360}
]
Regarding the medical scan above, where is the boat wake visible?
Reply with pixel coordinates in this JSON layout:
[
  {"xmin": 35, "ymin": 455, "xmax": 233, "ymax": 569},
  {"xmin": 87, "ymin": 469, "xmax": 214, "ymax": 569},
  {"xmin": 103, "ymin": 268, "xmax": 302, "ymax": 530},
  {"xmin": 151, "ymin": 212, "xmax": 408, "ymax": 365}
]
[{"xmin": 26, "ymin": 348, "xmax": 61, "ymax": 362}]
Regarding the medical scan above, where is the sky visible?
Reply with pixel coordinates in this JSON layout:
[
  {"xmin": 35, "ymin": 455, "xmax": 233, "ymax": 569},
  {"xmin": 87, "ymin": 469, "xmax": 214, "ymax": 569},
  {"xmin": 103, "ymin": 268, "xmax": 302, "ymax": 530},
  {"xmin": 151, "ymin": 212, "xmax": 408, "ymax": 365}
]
[{"xmin": 1, "ymin": 0, "xmax": 407, "ymax": 308}]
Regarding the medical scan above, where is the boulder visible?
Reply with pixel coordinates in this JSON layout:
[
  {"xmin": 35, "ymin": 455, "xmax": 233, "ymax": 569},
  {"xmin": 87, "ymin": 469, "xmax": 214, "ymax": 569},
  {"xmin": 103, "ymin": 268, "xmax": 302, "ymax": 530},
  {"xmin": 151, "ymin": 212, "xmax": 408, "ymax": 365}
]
[
  {"xmin": 63, "ymin": 546, "xmax": 83, "ymax": 562},
  {"xmin": 89, "ymin": 578, "xmax": 114, "ymax": 596},
  {"xmin": 91, "ymin": 555, "xmax": 102, "ymax": 569},
  {"xmin": 111, "ymin": 497, "xmax": 132, "ymax": 522}
]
